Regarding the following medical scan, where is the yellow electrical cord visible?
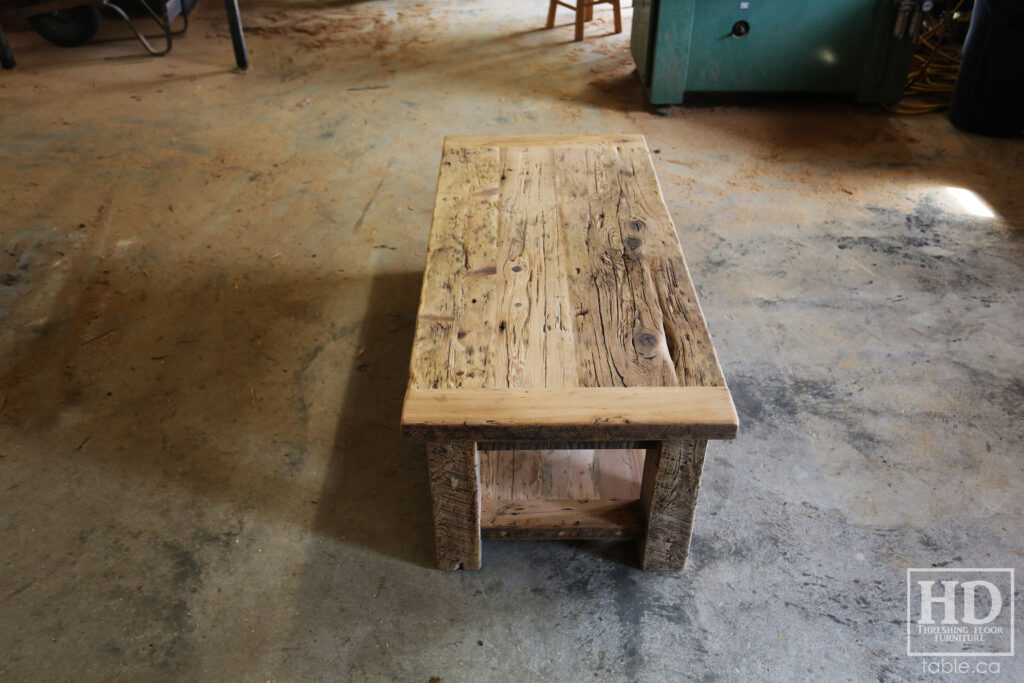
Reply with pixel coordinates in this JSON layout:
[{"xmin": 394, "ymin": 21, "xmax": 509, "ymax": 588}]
[{"xmin": 888, "ymin": 1, "xmax": 971, "ymax": 114}]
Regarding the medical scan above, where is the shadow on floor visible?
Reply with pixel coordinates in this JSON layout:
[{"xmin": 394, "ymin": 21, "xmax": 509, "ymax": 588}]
[
  {"xmin": 0, "ymin": 260, "xmax": 432, "ymax": 566},
  {"xmin": 311, "ymin": 270, "xmax": 435, "ymax": 568}
]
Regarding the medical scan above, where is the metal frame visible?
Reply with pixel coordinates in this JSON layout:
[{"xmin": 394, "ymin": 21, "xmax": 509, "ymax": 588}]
[{"xmin": 1, "ymin": 0, "xmax": 247, "ymax": 69}]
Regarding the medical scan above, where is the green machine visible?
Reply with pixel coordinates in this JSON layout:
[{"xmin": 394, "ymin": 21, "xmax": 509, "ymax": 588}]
[{"xmin": 631, "ymin": 0, "xmax": 919, "ymax": 105}]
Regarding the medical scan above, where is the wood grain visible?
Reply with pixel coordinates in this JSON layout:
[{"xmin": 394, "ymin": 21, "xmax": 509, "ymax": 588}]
[
  {"xmin": 409, "ymin": 135, "xmax": 734, "ymax": 570},
  {"xmin": 403, "ymin": 387, "xmax": 738, "ymax": 441},
  {"xmin": 427, "ymin": 442, "xmax": 481, "ymax": 570},
  {"xmin": 445, "ymin": 135, "xmax": 644, "ymax": 150},
  {"xmin": 403, "ymin": 134, "xmax": 735, "ymax": 443},
  {"xmin": 493, "ymin": 146, "xmax": 576, "ymax": 388},
  {"xmin": 479, "ymin": 450, "xmax": 514, "ymax": 501},
  {"xmin": 593, "ymin": 448, "xmax": 645, "ymax": 499},
  {"xmin": 544, "ymin": 449, "xmax": 598, "ymax": 499},
  {"xmin": 639, "ymin": 439, "xmax": 707, "ymax": 570},
  {"xmin": 478, "ymin": 440, "xmax": 655, "ymax": 451},
  {"xmin": 408, "ymin": 145, "xmax": 500, "ymax": 391},
  {"xmin": 482, "ymin": 499, "xmax": 642, "ymax": 540},
  {"xmin": 479, "ymin": 448, "xmax": 644, "ymax": 501},
  {"xmin": 512, "ymin": 450, "xmax": 543, "ymax": 499}
]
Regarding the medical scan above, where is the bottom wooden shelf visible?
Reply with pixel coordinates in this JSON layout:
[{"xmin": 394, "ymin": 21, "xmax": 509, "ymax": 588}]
[
  {"xmin": 479, "ymin": 448, "xmax": 646, "ymax": 540},
  {"xmin": 482, "ymin": 499, "xmax": 642, "ymax": 540}
]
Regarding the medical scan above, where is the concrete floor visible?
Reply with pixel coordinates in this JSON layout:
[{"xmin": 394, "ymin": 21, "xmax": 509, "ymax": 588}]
[{"xmin": 1, "ymin": 0, "xmax": 1022, "ymax": 680}]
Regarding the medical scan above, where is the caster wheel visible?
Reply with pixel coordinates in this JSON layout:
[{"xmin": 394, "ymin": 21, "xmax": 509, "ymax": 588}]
[{"xmin": 28, "ymin": 4, "xmax": 100, "ymax": 47}]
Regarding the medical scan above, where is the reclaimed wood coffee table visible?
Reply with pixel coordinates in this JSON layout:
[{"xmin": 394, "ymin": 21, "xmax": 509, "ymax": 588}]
[{"xmin": 401, "ymin": 135, "xmax": 737, "ymax": 570}]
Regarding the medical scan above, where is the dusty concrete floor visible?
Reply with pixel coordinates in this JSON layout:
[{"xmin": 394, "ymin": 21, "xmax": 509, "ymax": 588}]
[{"xmin": 1, "ymin": 0, "xmax": 1023, "ymax": 680}]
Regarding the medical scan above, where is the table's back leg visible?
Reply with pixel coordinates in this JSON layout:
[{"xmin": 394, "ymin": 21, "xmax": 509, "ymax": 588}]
[
  {"xmin": 639, "ymin": 440, "xmax": 708, "ymax": 570},
  {"xmin": 427, "ymin": 441, "xmax": 482, "ymax": 570}
]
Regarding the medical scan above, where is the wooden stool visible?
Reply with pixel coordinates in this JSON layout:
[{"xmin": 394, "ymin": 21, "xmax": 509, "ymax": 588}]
[
  {"xmin": 401, "ymin": 135, "xmax": 738, "ymax": 571},
  {"xmin": 547, "ymin": 0, "xmax": 621, "ymax": 41}
]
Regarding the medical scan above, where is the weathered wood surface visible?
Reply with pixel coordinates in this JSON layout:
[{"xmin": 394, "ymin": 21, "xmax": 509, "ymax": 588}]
[
  {"xmin": 426, "ymin": 442, "xmax": 481, "ymax": 570},
  {"xmin": 403, "ymin": 135, "xmax": 735, "ymax": 443},
  {"xmin": 402, "ymin": 387, "xmax": 737, "ymax": 441},
  {"xmin": 481, "ymin": 499, "xmax": 642, "ymax": 540},
  {"xmin": 639, "ymin": 439, "xmax": 707, "ymax": 570},
  {"xmin": 592, "ymin": 447, "xmax": 646, "ymax": 500},
  {"xmin": 478, "ymin": 440, "xmax": 655, "ymax": 451},
  {"xmin": 479, "ymin": 448, "xmax": 644, "ymax": 501},
  {"xmin": 444, "ymin": 135, "xmax": 642, "ymax": 149},
  {"xmin": 409, "ymin": 136, "xmax": 734, "ymax": 570},
  {"xmin": 479, "ymin": 449, "xmax": 515, "ymax": 501}
]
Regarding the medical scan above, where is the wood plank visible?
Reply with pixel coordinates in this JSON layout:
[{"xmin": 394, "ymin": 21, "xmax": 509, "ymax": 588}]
[
  {"xmin": 408, "ymin": 146, "xmax": 501, "ymax": 390},
  {"xmin": 640, "ymin": 439, "xmax": 707, "ymax": 570},
  {"xmin": 478, "ymin": 440, "xmax": 655, "ymax": 451},
  {"xmin": 481, "ymin": 499, "xmax": 642, "ymax": 540},
  {"xmin": 542, "ymin": 449, "xmax": 598, "ymax": 499},
  {"xmin": 402, "ymin": 386, "xmax": 738, "ymax": 442},
  {"xmin": 479, "ymin": 450, "xmax": 513, "ymax": 500},
  {"xmin": 532, "ymin": 145, "xmax": 578, "ymax": 389},
  {"xmin": 553, "ymin": 142, "xmax": 727, "ymax": 389},
  {"xmin": 405, "ymin": 134, "xmax": 730, "ymax": 413},
  {"xmin": 553, "ymin": 143, "xmax": 682, "ymax": 388},
  {"xmin": 480, "ymin": 447, "xmax": 644, "ymax": 501},
  {"xmin": 511, "ymin": 449, "xmax": 543, "ymax": 499},
  {"xmin": 445, "ymin": 135, "xmax": 645, "ymax": 150},
  {"xmin": 593, "ymin": 449, "xmax": 645, "ymax": 499},
  {"xmin": 619, "ymin": 143, "xmax": 727, "ymax": 387},
  {"xmin": 492, "ymin": 146, "xmax": 576, "ymax": 388},
  {"xmin": 427, "ymin": 442, "xmax": 481, "ymax": 570}
]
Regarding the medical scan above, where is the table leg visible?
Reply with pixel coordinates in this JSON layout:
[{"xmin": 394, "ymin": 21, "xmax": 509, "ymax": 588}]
[
  {"xmin": 546, "ymin": 0, "xmax": 557, "ymax": 28},
  {"xmin": 639, "ymin": 439, "xmax": 708, "ymax": 570},
  {"xmin": 427, "ymin": 441, "xmax": 481, "ymax": 570},
  {"xmin": 224, "ymin": 0, "xmax": 250, "ymax": 70}
]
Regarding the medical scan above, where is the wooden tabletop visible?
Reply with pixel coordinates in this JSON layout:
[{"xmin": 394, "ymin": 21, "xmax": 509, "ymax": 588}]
[{"xmin": 402, "ymin": 135, "xmax": 737, "ymax": 442}]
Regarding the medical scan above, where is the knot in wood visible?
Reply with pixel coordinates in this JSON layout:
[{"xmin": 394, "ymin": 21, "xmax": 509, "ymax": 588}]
[
  {"xmin": 633, "ymin": 329, "xmax": 661, "ymax": 359},
  {"xmin": 629, "ymin": 219, "xmax": 646, "ymax": 231}
]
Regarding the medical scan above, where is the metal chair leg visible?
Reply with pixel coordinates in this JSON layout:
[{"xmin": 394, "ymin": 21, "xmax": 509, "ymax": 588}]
[
  {"xmin": 101, "ymin": 0, "xmax": 173, "ymax": 56},
  {"xmin": 224, "ymin": 0, "xmax": 248, "ymax": 70}
]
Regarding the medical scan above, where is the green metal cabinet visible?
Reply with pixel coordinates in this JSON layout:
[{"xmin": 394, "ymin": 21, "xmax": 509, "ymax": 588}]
[{"xmin": 631, "ymin": 0, "xmax": 917, "ymax": 104}]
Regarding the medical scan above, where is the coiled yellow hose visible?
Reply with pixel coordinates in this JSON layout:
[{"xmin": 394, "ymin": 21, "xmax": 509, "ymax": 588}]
[{"xmin": 888, "ymin": 1, "xmax": 970, "ymax": 114}]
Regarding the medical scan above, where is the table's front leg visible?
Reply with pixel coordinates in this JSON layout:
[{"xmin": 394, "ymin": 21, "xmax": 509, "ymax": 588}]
[
  {"xmin": 639, "ymin": 439, "xmax": 708, "ymax": 571},
  {"xmin": 427, "ymin": 441, "xmax": 481, "ymax": 570}
]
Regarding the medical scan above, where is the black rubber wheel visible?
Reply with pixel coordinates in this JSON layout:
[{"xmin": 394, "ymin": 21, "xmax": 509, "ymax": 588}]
[
  {"xmin": 0, "ymin": 22, "xmax": 16, "ymax": 69},
  {"xmin": 28, "ymin": 4, "xmax": 100, "ymax": 48}
]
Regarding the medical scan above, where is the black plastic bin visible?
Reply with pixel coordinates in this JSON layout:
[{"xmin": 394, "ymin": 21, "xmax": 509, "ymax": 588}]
[{"xmin": 948, "ymin": 0, "xmax": 1024, "ymax": 137}]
